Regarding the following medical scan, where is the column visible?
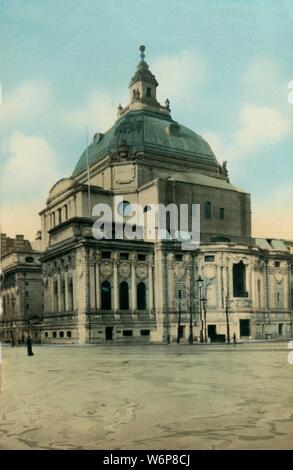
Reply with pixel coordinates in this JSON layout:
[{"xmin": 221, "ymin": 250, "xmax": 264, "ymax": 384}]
[
  {"xmin": 90, "ymin": 263, "xmax": 96, "ymax": 309},
  {"xmin": 283, "ymin": 261, "xmax": 289, "ymax": 309},
  {"xmin": 47, "ymin": 276, "xmax": 52, "ymax": 313},
  {"xmin": 131, "ymin": 260, "xmax": 137, "ymax": 313},
  {"xmin": 95, "ymin": 261, "xmax": 101, "ymax": 310},
  {"xmin": 216, "ymin": 256, "xmax": 222, "ymax": 309},
  {"xmin": 246, "ymin": 261, "xmax": 251, "ymax": 298},
  {"xmin": 251, "ymin": 260, "xmax": 256, "ymax": 309},
  {"xmin": 64, "ymin": 271, "xmax": 69, "ymax": 312},
  {"xmin": 57, "ymin": 272, "xmax": 62, "ymax": 312},
  {"xmin": 167, "ymin": 253, "xmax": 175, "ymax": 314},
  {"xmin": 51, "ymin": 276, "xmax": 56, "ymax": 313},
  {"xmin": 148, "ymin": 255, "xmax": 154, "ymax": 313},
  {"xmin": 72, "ymin": 269, "xmax": 77, "ymax": 311},
  {"xmin": 113, "ymin": 259, "xmax": 119, "ymax": 312}
]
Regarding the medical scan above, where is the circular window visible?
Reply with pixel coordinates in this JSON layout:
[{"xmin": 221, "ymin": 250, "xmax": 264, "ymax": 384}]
[
  {"xmin": 25, "ymin": 256, "xmax": 34, "ymax": 263},
  {"xmin": 117, "ymin": 201, "xmax": 132, "ymax": 217}
]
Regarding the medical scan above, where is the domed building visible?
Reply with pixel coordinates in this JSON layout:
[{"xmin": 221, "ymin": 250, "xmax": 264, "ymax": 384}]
[{"xmin": 38, "ymin": 46, "xmax": 293, "ymax": 344}]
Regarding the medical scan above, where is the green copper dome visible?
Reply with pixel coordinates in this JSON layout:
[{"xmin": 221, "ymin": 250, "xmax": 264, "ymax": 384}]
[{"xmin": 72, "ymin": 110, "xmax": 218, "ymax": 176}]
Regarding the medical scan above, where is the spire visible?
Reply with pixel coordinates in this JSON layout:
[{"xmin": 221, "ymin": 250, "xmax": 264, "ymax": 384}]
[
  {"xmin": 117, "ymin": 46, "xmax": 171, "ymax": 119},
  {"xmin": 139, "ymin": 44, "xmax": 145, "ymax": 60},
  {"xmin": 129, "ymin": 45, "xmax": 158, "ymax": 89}
]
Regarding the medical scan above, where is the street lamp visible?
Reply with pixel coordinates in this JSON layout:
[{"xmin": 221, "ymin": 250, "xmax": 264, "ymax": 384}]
[
  {"xmin": 196, "ymin": 275, "xmax": 204, "ymax": 343},
  {"xmin": 225, "ymin": 295, "xmax": 230, "ymax": 344},
  {"xmin": 188, "ymin": 294, "xmax": 193, "ymax": 345},
  {"xmin": 176, "ymin": 289, "xmax": 182, "ymax": 344},
  {"xmin": 202, "ymin": 289, "xmax": 208, "ymax": 343}
]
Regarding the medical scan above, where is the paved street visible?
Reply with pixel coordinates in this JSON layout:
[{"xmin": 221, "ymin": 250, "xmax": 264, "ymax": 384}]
[{"xmin": 0, "ymin": 342, "xmax": 292, "ymax": 450}]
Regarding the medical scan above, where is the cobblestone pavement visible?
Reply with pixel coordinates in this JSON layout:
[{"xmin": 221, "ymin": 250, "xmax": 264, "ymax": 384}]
[{"xmin": 0, "ymin": 342, "xmax": 292, "ymax": 449}]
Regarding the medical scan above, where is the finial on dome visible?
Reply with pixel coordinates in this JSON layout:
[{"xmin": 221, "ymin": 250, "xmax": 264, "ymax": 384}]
[{"xmin": 139, "ymin": 45, "xmax": 146, "ymax": 60}]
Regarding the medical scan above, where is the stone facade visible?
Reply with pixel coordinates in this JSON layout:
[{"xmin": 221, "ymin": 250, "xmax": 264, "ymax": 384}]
[{"xmin": 0, "ymin": 234, "xmax": 42, "ymax": 343}]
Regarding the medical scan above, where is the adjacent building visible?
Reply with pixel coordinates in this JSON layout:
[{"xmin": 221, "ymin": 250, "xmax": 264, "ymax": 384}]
[{"xmin": 0, "ymin": 234, "xmax": 42, "ymax": 343}]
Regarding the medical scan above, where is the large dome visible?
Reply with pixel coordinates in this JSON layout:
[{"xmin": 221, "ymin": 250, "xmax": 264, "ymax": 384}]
[{"xmin": 72, "ymin": 109, "xmax": 218, "ymax": 176}]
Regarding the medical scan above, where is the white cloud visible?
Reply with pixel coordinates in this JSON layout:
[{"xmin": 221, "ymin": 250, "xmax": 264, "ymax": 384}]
[
  {"xmin": 64, "ymin": 89, "xmax": 127, "ymax": 136},
  {"xmin": 252, "ymin": 184, "xmax": 293, "ymax": 240},
  {"xmin": 234, "ymin": 103, "xmax": 290, "ymax": 156},
  {"xmin": 0, "ymin": 133, "xmax": 61, "ymax": 238},
  {"xmin": 0, "ymin": 80, "xmax": 50, "ymax": 126},
  {"xmin": 241, "ymin": 58, "xmax": 288, "ymax": 104},
  {"xmin": 1, "ymin": 133, "xmax": 59, "ymax": 202},
  {"xmin": 152, "ymin": 50, "xmax": 207, "ymax": 107},
  {"xmin": 0, "ymin": 202, "xmax": 41, "ymax": 241},
  {"xmin": 204, "ymin": 102, "xmax": 290, "ymax": 164}
]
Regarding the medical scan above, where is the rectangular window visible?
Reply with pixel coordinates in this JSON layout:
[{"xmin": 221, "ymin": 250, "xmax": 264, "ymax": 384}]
[
  {"xmin": 275, "ymin": 261, "xmax": 280, "ymax": 267},
  {"xmin": 138, "ymin": 254, "xmax": 146, "ymax": 261},
  {"xmin": 278, "ymin": 323, "xmax": 284, "ymax": 336},
  {"xmin": 140, "ymin": 329, "xmax": 150, "ymax": 336},
  {"xmin": 204, "ymin": 255, "xmax": 215, "ymax": 262},
  {"xmin": 58, "ymin": 208, "xmax": 62, "ymax": 224},
  {"xmin": 175, "ymin": 254, "xmax": 183, "ymax": 261},
  {"xmin": 146, "ymin": 87, "xmax": 151, "ymax": 97},
  {"xmin": 101, "ymin": 251, "xmax": 111, "ymax": 259},
  {"xmin": 52, "ymin": 331, "xmax": 57, "ymax": 338},
  {"xmin": 219, "ymin": 208, "xmax": 225, "ymax": 220},
  {"xmin": 239, "ymin": 319, "xmax": 250, "ymax": 337},
  {"xmin": 123, "ymin": 330, "xmax": 133, "ymax": 337},
  {"xmin": 66, "ymin": 331, "xmax": 72, "ymax": 338},
  {"xmin": 120, "ymin": 252, "xmax": 129, "ymax": 260},
  {"xmin": 64, "ymin": 205, "xmax": 68, "ymax": 220}
]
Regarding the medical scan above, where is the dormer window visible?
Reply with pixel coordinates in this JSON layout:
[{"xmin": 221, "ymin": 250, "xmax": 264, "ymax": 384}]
[{"xmin": 146, "ymin": 87, "xmax": 151, "ymax": 98}]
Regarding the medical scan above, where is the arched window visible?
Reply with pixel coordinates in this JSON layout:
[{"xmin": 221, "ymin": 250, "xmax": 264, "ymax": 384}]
[
  {"xmin": 68, "ymin": 276, "xmax": 74, "ymax": 311},
  {"xmin": 233, "ymin": 261, "xmax": 246, "ymax": 297},
  {"xmin": 61, "ymin": 277, "xmax": 65, "ymax": 311},
  {"xmin": 119, "ymin": 281, "xmax": 129, "ymax": 310},
  {"xmin": 204, "ymin": 201, "xmax": 212, "ymax": 219},
  {"xmin": 53, "ymin": 279, "xmax": 58, "ymax": 311},
  {"xmin": 137, "ymin": 282, "xmax": 146, "ymax": 310},
  {"xmin": 101, "ymin": 280, "xmax": 111, "ymax": 310},
  {"xmin": 117, "ymin": 200, "xmax": 132, "ymax": 217}
]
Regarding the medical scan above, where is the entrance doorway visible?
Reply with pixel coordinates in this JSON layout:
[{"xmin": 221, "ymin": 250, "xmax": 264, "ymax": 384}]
[
  {"xmin": 105, "ymin": 326, "xmax": 114, "ymax": 341},
  {"xmin": 208, "ymin": 324, "xmax": 217, "ymax": 342},
  {"xmin": 239, "ymin": 319, "xmax": 250, "ymax": 337},
  {"xmin": 179, "ymin": 325, "xmax": 185, "ymax": 340}
]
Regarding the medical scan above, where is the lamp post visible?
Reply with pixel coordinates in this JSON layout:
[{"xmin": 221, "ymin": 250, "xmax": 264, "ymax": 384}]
[
  {"xmin": 225, "ymin": 295, "xmax": 230, "ymax": 344},
  {"xmin": 188, "ymin": 296, "xmax": 194, "ymax": 345},
  {"xmin": 196, "ymin": 276, "xmax": 204, "ymax": 343},
  {"xmin": 202, "ymin": 289, "xmax": 208, "ymax": 343},
  {"xmin": 176, "ymin": 289, "xmax": 182, "ymax": 344}
]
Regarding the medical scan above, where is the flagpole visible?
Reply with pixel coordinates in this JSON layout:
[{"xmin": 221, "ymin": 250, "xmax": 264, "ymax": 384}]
[{"xmin": 86, "ymin": 127, "xmax": 91, "ymax": 218}]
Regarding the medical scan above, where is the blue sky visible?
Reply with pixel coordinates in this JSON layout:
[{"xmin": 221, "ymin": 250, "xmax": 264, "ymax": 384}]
[{"xmin": 0, "ymin": 0, "xmax": 292, "ymax": 239}]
